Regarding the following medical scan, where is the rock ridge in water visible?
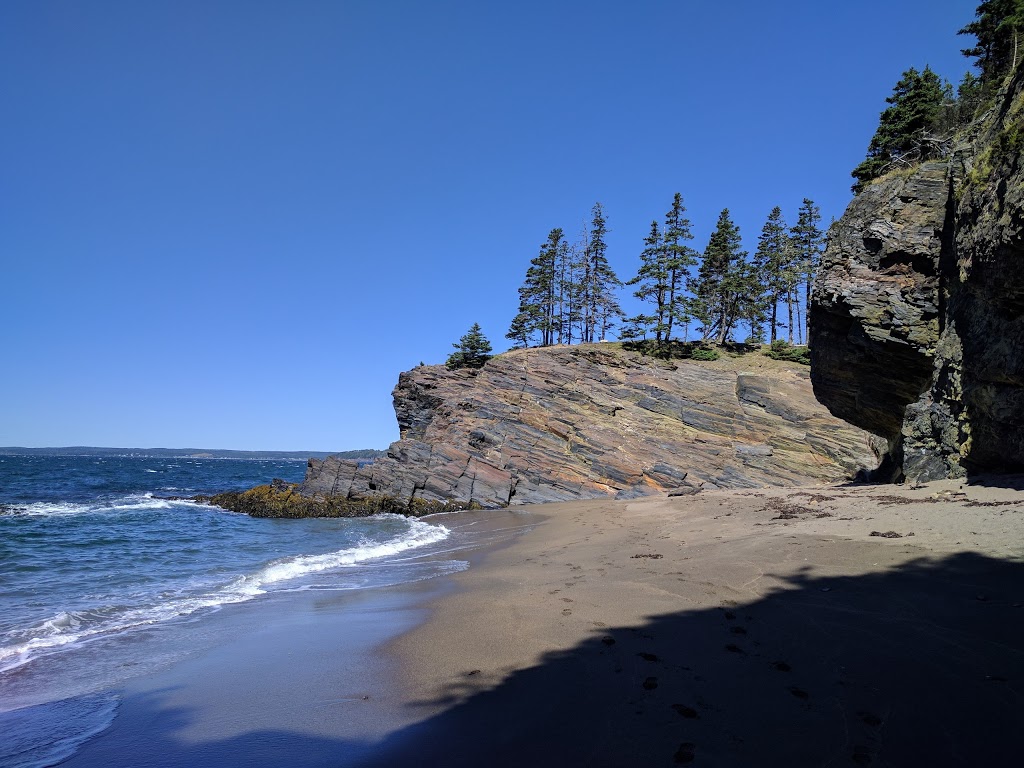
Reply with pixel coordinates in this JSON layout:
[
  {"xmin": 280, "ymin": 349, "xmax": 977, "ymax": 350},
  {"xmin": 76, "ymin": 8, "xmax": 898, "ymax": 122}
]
[
  {"xmin": 297, "ymin": 345, "xmax": 880, "ymax": 511},
  {"xmin": 811, "ymin": 69, "xmax": 1024, "ymax": 481}
]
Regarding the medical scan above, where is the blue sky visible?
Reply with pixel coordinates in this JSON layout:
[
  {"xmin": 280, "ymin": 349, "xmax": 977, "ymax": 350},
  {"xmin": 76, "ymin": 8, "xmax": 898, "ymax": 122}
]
[{"xmin": 1, "ymin": 0, "xmax": 975, "ymax": 451}]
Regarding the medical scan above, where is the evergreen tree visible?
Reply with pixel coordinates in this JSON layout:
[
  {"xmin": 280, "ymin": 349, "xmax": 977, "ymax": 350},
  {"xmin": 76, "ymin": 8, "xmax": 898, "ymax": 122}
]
[
  {"xmin": 446, "ymin": 323, "xmax": 493, "ymax": 370},
  {"xmin": 582, "ymin": 203, "xmax": 622, "ymax": 342},
  {"xmin": 752, "ymin": 206, "xmax": 791, "ymax": 343},
  {"xmin": 690, "ymin": 209, "xmax": 749, "ymax": 345},
  {"xmin": 661, "ymin": 193, "xmax": 698, "ymax": 342},
  {"xmin": 790, "ymin": 198, "xmax": 824, "ymax": 343},
  {"xmin": 507, "ymin": 229, "xmax": 564, "ymax": 347},
  {"xmin": 956, "ymin": 71, "xmax": 984, "ymax": 123},
  {"xmin": 627, "ymin": 221, "xmax": 670, "ymax": 342},
  {"xmin": 851, "ymin": 67, "xmax": 947, "ymax": 192},
  {"xmin": 626, "ymin": 194, "xmax": 697, "ymax": 344},
  {"xmin": 959, "ymin": 0, "xmax": 1024, "ymax": 87}
]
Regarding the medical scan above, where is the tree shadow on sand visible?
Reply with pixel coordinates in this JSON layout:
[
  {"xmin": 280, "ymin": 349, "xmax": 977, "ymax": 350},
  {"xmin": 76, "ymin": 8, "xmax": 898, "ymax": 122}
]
[{"xmin": 365, "ymin": 551, "xmax": 1024, "ymax": 767}]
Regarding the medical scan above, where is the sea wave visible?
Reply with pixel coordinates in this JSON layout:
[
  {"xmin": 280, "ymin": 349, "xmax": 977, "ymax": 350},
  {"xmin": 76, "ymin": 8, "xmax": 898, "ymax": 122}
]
[
  {"xmin": 0, "ymin": 494, "xmax": 208, "ymax": 518},
  {"xmin": 0, "ymin": 517, "xmax": 449, "ymax": 672}
]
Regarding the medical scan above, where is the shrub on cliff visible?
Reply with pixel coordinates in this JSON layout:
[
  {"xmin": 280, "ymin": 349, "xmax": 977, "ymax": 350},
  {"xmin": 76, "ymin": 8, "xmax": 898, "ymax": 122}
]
[
  {"xmin": 764, "ymin": 340, "xmax": 811, "ymax": 365},
  {"xmin": 446, "ymin": 323, "xmax": 493, "ymax": 370}
]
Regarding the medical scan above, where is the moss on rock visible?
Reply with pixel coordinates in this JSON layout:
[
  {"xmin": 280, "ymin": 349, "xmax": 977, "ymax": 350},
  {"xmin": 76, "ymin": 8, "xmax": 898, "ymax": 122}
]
[{"xmin": 209, "ymin": 482, "xmax": 482, "ymax": 519}]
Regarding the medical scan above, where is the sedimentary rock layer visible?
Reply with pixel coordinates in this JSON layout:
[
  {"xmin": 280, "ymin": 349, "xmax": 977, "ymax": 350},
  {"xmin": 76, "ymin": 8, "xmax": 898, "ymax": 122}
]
[
  {"xmin": 300, "ymin": 345, "xmax": 880, "ymax": 508},
  {"xmin": 811, "ymin": 69, "xmax": 1024, "ymax": 481}
]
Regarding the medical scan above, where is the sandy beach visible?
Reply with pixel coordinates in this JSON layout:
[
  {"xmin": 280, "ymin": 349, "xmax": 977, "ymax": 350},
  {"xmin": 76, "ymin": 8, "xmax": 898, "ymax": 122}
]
[
  {"xmin": 52, "ymin": 479, "xmax": 1024, "ymax": 767},
  {"xmin": 367, "ymin": 478, "xmax": 1024, "ymax": 766}
]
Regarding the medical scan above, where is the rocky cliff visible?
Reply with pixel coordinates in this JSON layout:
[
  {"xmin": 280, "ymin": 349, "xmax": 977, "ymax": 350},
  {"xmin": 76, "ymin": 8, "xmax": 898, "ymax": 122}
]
[
  {"xmin": 811, "ymin": 69, "xmax": 1024, "ymax": 481},
  {"xmin": 296, "ymin": 345, "xmax": 879, "ymax": 511}
]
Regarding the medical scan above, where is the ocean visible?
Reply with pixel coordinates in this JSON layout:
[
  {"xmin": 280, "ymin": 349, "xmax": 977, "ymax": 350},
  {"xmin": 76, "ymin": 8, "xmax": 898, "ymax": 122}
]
[{"xmin": 0, "ymin": 454, "xmax": 468, "ymax": 768}]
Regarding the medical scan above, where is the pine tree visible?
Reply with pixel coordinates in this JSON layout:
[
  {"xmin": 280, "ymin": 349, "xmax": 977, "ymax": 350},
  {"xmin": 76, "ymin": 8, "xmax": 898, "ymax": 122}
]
[
  {"xmin": 752, "ymin": 207, "xmax": 790, "ymax": 343},
  {"xmin": 627, "ymin": 221, "xmax": 670, "ymax": 342},
  {"xmin": 690, "ymin": 209, "xmax": 749, "ymax": 345},
  {"xmin": 851, "ymin": 67, "xmax": 948, "ymax": 192},
  {"xmin": 626, "ymin": 194, "xmax": 697, "ymax": 345},
  {"xmin": 956, "ymin": 71, "xmax": 984, "ymax": 123},
  {"xmin": 959, "ymin": 0, "xmax": 1024, "ymax": 87},
  {"xmin": 790, "ymin": 199, "xmax": 824, "ymax": 344},
  {"xmin": 507, "ymin": 229, "xmax": 564, "ymax": 347},
  {"xmin": 661, "ymin": 193, "xmax": 698, "ymax": 342},
  {"xmin": 582, "ymin": 203, "xmax": 622, "ymax": 342},
  {"xmin": 446, "ymin": 323, "xmax": 493, "ymax": 370}
]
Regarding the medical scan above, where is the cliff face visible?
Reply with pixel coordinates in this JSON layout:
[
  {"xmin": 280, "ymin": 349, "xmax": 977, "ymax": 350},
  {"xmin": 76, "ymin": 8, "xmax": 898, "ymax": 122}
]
[
  {"xmin": 811, "ymin": 70, "xmax": 1024, "ymax": 481},
  {"xmin": 300, "ymin": 345, "xmax": 880, "ymax": 509}
]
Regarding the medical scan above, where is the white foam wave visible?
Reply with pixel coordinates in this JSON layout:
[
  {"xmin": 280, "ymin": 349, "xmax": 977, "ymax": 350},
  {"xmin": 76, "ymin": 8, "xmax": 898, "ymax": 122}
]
[
  {"xmin": 232, "ymin": 517, "xmax": 450, "ymax": 595},
  {"xmin": 2, "ymin": 494, "xmax": 190, "ymax": 518},
  {"xmin": 0, "ymin": 517, "xmax": 450, "ymax": 672}
]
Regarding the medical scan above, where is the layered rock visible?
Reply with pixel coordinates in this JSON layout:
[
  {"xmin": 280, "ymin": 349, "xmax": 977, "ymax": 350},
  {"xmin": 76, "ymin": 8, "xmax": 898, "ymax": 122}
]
[
  {"xmin": 811, "ymin": 69, "xmax": 1024, "ymax": 481},
  {"xmin": 299, "ymin": 345, "xmax": 880, "ymax": 509}
]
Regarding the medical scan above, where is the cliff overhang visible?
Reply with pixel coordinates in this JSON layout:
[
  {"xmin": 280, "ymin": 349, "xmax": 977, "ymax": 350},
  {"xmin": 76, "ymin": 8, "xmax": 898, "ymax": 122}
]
[{"xmin": 810, "ymin": 69, "xmax": 1024, "ymax": 482}]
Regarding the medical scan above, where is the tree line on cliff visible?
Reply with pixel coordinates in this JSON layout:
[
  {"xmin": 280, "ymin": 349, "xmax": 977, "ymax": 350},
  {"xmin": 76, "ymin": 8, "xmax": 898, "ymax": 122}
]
[
  {"xmin": 503, "ymin": 195, "xmax": 824, "ymax": 352},
  {"xmin": 447, "ymin": 1, "xmax": 1022, "ymax": 370},
  {"xmin": 852, "ymin": 0, "xmax": 1023, "ymax": 192}
]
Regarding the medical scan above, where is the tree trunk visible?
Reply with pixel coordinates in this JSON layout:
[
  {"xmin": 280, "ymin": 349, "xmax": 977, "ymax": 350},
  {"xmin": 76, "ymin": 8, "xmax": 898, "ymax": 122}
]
[
  {"xmin": 787, "ymin": 291, "xmax": 794, "ymax": 345},
  {"xmin": 771, "ymin": 298, "xmax": 778, "ymax": 342}
]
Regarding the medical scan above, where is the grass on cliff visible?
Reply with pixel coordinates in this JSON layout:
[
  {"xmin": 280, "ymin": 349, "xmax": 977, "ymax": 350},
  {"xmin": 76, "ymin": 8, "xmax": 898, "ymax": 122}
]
[{"xmin": 613, "ymin": 339, "xmax": 810, "ymax": 367}]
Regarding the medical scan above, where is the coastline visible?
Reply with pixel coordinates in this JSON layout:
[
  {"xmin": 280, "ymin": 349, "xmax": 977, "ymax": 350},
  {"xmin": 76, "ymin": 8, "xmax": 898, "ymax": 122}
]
[
  {"xmin": 48, "ymin": 509, "xmax": 540, "ymax": 768},
  {"xmin": 368, "ymin": 479, "xmax": 1024, "ymax": 766},
  {"xmin": 38, "ymin": 481, "xmax": 1024, "ymax": 766}
]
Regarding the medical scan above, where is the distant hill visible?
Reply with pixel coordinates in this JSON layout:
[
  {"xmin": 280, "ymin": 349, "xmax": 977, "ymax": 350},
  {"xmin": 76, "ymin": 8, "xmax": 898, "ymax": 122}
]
[{"xmin": 0, "ymin": 447, "xmax": 387, "ymax": 461}]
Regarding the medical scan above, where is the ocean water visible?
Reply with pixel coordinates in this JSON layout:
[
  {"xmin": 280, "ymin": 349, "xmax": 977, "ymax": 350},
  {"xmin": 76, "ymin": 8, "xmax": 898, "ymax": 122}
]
[{"xmin": 0, "ymin": 454, "xmax": 465, "ymax": 768}]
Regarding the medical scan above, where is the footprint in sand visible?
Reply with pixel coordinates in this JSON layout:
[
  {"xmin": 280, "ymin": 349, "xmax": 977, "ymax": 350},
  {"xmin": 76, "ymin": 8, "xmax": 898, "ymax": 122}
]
[
  {"xmin": 851, "ymin": 745, "xmax": 873, "ymax": 764},
  {"xmin": 562, "ymin": 608, "xmax": 572, "ymax": 616},
  {"xmin": 787, "ymin": 686, "xmax": 809, "ymax": 700},
  {"xmin": 725, "ymin": 644, "xmax": 744, "ymax": 654},
  {"xmin": 772, "ymin": 661, "xmax": 792, "ymax": 672},
  {"xmin": 601, "ymin": 635, "xmax": 616, "ymax": 646},
  {"xmin": 638, "ymin": 652, "xmax": 660, "ymax": 662},
  {"xmin": 673, "ymin": 742, "xmax": 696, "ymax": 763},
  {"xmin": 858, "ymin": 711, "xmax": 882, "ymax": 726},
  {"xmin": 672, "ymin": 704, "xmax": 700, "ymax": 719},
  {"xmin": 642, "ymin": 676, "xmax": 658, "ymax": 690}
]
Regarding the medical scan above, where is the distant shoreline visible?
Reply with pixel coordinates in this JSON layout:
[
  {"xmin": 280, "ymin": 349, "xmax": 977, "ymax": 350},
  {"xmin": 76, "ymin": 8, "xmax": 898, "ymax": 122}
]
[{"xmin": 0, "ymin": 447, "xmax": 386, "ymax": 461}]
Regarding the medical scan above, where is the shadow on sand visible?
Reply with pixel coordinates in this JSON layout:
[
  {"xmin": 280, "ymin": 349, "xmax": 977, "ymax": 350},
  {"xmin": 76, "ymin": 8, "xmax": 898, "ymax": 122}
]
[{"xmin": 57, "ymin": 551, "xmax": 1022, "ymax": 767}]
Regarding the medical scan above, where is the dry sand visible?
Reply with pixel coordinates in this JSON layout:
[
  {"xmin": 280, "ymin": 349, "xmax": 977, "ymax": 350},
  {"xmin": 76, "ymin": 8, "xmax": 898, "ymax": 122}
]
[{"xmin": 366, "ymin": 478, "xmax": 1024, "ymax": 767}]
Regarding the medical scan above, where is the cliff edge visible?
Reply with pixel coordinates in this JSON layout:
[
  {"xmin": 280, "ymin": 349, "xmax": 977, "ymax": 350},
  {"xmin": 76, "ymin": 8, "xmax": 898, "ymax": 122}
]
[
  {"xmin": 811, "ymin": 69, "xmax": 1024, "ymax": 481},
  {"xmin": 295, "ymin": 345, "xmax": 879, "ymax": 511}
]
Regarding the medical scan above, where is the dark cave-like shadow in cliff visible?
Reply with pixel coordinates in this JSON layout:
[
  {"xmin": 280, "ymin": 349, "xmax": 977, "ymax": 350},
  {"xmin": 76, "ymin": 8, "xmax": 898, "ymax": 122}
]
[{"xmin": 366, "ymin": 551, "xmax": 1024, "ymax": 767}]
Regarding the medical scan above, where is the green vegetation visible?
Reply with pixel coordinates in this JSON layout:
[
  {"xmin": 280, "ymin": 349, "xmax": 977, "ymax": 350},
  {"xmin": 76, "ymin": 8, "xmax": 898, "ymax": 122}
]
[
  {"xmin": 624, "ymin": 193, "xmax": 697, "ymax": 343},
  {"xmin": 447, "ymin": 6, "xmax": 1017, "ymax": 367},
  {"xmin": 690, "ymin": 347, "xmax": 721, "ymax": 362},
  {"xmin": 959, "ymin": 0, "xmax": 1024, "ymax": 89},
  {"xmin": 763, "ymin": 340, "xmax": 811, "ymax": 366},
  {"xmin": 852, "ymin": 1, "xmax": 1023, "ymax": 192},
  {"xmin": 498, "ymin": 194, "xmax": 823, "ymax": 358},
  {"xmin": 210, "ymin": 483, "xmax": 482, "ymax": 518},
  {"xmin": 507, "ymin": 204, "xmax": 624, "ymax": 348},
  {"xmin": 446, "ymin": 323, "xmax": 493, "ymax": 370}
]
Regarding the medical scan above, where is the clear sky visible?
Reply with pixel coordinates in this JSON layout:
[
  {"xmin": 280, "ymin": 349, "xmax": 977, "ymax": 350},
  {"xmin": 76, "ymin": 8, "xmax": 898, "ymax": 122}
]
[{"xmin": 1, "ymin": 0, "xmax": 975, "ymax": 451}]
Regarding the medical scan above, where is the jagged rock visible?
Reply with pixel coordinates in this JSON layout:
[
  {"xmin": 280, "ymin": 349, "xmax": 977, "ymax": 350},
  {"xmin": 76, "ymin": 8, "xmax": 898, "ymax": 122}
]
[
  {"xmin": 299, "ymin": 345, "xmax": 879, "ymax": 510},
  {"xmin": 811, "ymin": 69, "xmax": 1024, "ymax": 481}
]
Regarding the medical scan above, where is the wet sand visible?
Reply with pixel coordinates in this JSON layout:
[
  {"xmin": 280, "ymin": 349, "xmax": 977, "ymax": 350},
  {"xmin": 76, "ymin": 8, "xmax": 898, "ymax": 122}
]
[
  {"xmin": 369, "ymin": 478, "xmax": 1024, "ymax": 766},
  {"xmin": 58, "ymin": 510, "xmax": 539, "ymax": 768}
]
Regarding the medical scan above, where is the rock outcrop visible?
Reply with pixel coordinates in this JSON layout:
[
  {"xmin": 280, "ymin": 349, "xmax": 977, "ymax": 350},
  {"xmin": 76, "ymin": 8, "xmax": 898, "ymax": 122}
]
[
  {"xmin": 811, "ymin": 69, "xmax": 1024, "ymax": 481},
  {"xmin": 298, "ymin": 345, "xmax": 880, "ymax": 510}
]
